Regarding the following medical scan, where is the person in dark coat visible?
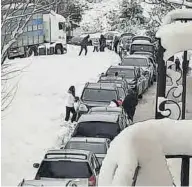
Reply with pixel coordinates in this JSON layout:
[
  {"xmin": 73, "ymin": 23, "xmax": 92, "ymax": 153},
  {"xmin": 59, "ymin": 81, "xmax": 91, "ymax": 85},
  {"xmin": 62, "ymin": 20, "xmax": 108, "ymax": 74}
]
[
  {"xmin": 99, "ymin": 35, "xmax": 106, "ymax": 52},
  {"xmin": 122, "ymin": 89, "xmax": 138, "ymax": 122},
  {"xmin": 79, "ymin": 35, "xmax": 90, "ymax": 56},
  {"xmin": 175, "ymin": 57, "xmax": 181, "ymax": 72},
  {"xmin": 113, "ymin": 36, "xmax": 119, "ymax": 53},
  {"xmin": 65, "ymin": 86, "xmax": 79, "ymax": 123}
]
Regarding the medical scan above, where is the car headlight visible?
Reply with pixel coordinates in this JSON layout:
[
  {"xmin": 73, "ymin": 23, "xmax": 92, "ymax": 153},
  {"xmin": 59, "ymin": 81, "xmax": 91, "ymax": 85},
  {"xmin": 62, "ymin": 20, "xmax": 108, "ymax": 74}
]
[{"xmin": 78, "ymin": 103, "xmax": 88, "ymax": 112}]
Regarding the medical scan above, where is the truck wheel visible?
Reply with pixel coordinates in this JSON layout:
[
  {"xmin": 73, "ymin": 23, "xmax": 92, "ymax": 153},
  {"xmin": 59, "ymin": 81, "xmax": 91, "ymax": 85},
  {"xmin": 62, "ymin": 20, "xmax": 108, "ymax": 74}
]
[
  {"xmin": 28, "ymin": 46, "xmax": 38, "ymax": 57},
  {"xmin": 63, "ymin": 48, "xmax": 67, "ymax": 54},
  {"xmin": 55, "ymin": 45, "xmax": 63, "ymax": 54}
]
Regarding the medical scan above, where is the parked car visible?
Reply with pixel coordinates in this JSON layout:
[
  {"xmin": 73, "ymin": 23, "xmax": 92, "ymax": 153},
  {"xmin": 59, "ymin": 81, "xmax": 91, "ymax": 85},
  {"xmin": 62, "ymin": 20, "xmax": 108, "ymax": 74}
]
[
  {"xmin": 31, "ymin": 149, "xmax": 100, "ymax": 186},
  {"xmin": 120, "ymin": 55, "xmax": 155, "ymax": 86},
  {"xmin": 98, "ymin": 76, "xmax": 128, "ymax": 96},
  {"xmin": 131, "ymin": 35, "xmax": 152, "ymax": 43},
  {"xmin": 129, "ymin": 40, "xmax": 155, "ymax": 56},
  {"xmin": 62, "ymin": 137, "xmax": 111, "ymax": 165},
  {"xmin": 105, "ymin": 65, "xmax": 144, "ymax": 97},
  {"xmin": 76, "ymin": 82, "xmax": 125, "ymax": 120},
  {"xmin": 88, "ymin": 106, "xmax": 130, "ymax": 128},
  {"xmin": 72, "ymin": 113, "xmax": 127, "ymax": 140}
]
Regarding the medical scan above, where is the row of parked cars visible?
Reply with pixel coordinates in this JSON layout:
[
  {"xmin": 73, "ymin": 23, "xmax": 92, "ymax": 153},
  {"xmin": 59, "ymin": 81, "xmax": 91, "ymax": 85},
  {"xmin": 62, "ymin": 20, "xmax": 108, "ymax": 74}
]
[{"xmin": 19, "ymin": 34, "xmax": 157, "ymax": 187}]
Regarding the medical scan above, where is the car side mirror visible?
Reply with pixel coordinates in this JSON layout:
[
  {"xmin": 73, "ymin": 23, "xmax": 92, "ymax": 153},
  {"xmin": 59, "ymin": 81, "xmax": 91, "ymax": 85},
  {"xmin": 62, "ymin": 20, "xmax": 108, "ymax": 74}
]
[{"xmin": 33, "ymin": 163, "xmax": 40, "ymax": 168}]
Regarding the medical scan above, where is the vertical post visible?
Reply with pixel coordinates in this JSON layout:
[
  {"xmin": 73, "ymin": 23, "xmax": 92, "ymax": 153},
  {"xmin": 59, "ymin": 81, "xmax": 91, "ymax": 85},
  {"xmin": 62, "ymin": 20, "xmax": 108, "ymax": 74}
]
[
  {"xmin": 181, "ymin": 156, "xmax": 190, "ymax": 186},
  {"xmin": 181, "ymin": 50, "xmax": 187, "ymax": 119},
  {"xmin": 155, "ymin": 39, "xmax": 167, "ymax": 119}
]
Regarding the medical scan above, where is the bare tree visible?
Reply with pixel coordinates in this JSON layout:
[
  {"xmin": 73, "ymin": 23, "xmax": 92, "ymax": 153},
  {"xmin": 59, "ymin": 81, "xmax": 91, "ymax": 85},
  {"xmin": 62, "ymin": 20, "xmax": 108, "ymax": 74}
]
[
  {"xmin": 1, "ymin": 0, "xmax": 57, "ymax": 112},
  {"xmin": 1, "ymin": 0, "xmax": 58, "ymax": 64}
]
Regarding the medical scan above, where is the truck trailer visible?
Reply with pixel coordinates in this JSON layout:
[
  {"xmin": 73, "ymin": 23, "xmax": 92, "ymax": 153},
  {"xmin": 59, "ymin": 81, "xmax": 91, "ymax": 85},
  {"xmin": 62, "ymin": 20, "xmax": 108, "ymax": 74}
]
[{"xmin": 2, "ymin": 7, "xmax": 67, "ymax": 59}]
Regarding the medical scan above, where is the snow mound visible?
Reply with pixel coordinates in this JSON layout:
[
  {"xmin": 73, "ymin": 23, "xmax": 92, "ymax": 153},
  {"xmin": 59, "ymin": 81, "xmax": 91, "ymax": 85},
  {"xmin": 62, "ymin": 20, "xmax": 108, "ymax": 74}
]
[
  {"xmin": 98, "ymin": 118, "xmax": 192, "ymax": 186},
  {"xmin": 163, "ymin": 9, "xmax": 192, "ymax": 25},
  {"xmin": 156, "ymin": 22, "xmax": 192, "ymax": 61}
]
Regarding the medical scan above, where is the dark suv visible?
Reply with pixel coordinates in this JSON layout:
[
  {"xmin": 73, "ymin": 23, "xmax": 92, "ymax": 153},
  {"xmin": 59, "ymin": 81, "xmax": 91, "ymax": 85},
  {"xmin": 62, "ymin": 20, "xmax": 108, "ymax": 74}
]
[{"xmin": 76, "ymin": 82, "xmax": 125, "ymax": 119}]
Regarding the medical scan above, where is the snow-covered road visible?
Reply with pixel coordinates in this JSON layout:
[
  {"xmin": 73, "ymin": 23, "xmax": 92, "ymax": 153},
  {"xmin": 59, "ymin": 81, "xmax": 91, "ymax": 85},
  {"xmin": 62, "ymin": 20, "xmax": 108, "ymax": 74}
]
[
  {"xmin": 2, "ymin": 45, "xmax": 192, "ymax": 185},
  {"xmin": 1, "ymin": 46, "xmax": 120, "ymax": 185}
]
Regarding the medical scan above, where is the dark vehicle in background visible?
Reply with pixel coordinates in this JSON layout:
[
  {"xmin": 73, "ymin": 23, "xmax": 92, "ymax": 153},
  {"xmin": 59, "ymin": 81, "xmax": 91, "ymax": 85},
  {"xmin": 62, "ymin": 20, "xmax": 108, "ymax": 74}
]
[
  {"xmin": 62, "ymin": 137, "xmax": 111, "ymax": 165},
  {"xmin": 70, "ymin": 35, "xmax": 92, "ymax": 46},
  {"xmin": 76, "ymin": 82, "xmax": 125, "ymax": 120},
  {"xmin": 31, "ymin": 149, "xmax": 100, "ymax": 186},
  {"xmin": 106, "ymin": 65, "xmax": 144, "ymax": 97},
  {"xmin": 131, "ymin": 36, "xmax": 152, "ymax": 43},
  {"xmin": 121, "ymin": 55, "xmax": 155, "ymax": 85},
  {"xmin": 72, "ymin": 113, "xmax": 127, "ymax": 140},
  {"xmin": 129, "ymin": 40, "xmax": 155, "ymax": 56}
]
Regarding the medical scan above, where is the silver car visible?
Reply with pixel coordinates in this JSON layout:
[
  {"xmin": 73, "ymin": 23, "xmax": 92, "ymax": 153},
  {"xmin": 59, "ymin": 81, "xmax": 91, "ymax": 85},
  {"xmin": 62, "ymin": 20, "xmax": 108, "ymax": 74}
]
[
  {"xmin": 27, "ymin": 149, "xmax": 100, "ymax": 186},
  {"xmin": 62, "ymin": 137, "xmax": 111, "ymax": 165}
]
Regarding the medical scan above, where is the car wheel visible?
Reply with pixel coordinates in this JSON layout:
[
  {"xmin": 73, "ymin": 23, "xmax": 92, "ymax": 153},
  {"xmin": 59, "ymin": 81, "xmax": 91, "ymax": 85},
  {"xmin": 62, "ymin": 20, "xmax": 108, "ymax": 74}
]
[
  {"xmin": 138, "ymin": 94, "xmax": 143, "ymax": 99},
  {"xmin": 55, "ymin": 44, "xmax": 64, "ymax": 54}
]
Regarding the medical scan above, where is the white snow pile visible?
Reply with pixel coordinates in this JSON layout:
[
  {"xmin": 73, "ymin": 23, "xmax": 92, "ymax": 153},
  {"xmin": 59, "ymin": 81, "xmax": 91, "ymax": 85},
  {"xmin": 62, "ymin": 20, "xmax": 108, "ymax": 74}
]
[
  {"xmin": 98, "ymin": 118, "xmax": 192, "ymax": 186},
  {"xmin": 163, "ymin": 9, "xmax": 192, "ymax": 25},
  {"xmin": 1, "ymin": 45, "xmax": 120, "ymax": 185},
  {"xmin": 156, "ymin": 22, "xmax": 192, "ymax": 61}
]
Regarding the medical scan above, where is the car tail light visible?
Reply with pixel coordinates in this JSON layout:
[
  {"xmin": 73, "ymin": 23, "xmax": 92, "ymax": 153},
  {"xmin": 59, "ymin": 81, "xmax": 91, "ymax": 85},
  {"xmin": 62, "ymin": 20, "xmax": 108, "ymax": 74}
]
[{"xmin": 89, "ymin": 175, "xmax": 96, "ymax": 186}]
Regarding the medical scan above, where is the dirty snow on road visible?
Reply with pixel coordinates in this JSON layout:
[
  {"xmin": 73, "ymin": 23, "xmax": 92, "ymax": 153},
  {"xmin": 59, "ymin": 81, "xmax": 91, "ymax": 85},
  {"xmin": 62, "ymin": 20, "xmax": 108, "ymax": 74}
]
[{"xmin": 1, "ymin": 45, "xmax": 120, "ymax": 185}]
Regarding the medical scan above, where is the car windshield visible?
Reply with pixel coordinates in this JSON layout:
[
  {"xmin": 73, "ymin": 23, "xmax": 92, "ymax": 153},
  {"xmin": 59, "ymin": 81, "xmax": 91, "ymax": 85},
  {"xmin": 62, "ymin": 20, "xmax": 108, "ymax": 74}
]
[
  {"xmin": 122, "ymin": 58, "xmax": 148, "ymax": 67},
  {"xmin": 131, "ymin": 44, "xmax": 154, "ymax": 53},
  {"xmin": 36, "ymin": 160, "xmax": 92, "ymax": 178},
  {"xmin": 82, "ymin": 88, "xmax": 117, "ymax": 102},
  {"xmin": 73, "ymin": 122, "xmax": 120, "ymax": 140},
  {"xmin": 65, "ymin": 141, "xmax": 107, "ymax": 154},
  {"xmin": 107, "ymin": 68, "xmax": 135, "ymax": 78}
]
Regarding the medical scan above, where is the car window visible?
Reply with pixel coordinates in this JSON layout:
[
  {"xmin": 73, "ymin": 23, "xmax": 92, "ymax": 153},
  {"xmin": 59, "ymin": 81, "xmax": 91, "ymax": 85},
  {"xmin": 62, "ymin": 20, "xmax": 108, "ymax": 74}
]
[
  {"xmin": 107, "ymin": 68, "xmax": 135, "ymax": 79},
  {"xmin": 65, "ymin": 141, "xmax": 107, "ymax": 154},
  {"xmin": 122, "ymin": 58, "xmax": 148, "ymax": 67},
  {"xmin": 131, "ymin": 44, "xmax": 154, "ymax": 53},
  {"xmin": 73, "ymin": 122, "xmax": 121, "ymax": 140},
  {"xmin": 82, "ymin": 89, "xmax": 117, "ymax": 102},
  {"xmin": 36, "ymin": 160, "xmax": 92, "ymax": 178}
]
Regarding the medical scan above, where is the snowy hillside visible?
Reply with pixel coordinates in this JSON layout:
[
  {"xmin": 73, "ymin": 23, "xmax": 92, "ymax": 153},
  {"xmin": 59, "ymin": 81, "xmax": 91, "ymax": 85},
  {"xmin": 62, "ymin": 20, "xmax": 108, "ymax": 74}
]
[{"xmin": 1, "ymin": 45, "xmax": 120, "ymax": 185}]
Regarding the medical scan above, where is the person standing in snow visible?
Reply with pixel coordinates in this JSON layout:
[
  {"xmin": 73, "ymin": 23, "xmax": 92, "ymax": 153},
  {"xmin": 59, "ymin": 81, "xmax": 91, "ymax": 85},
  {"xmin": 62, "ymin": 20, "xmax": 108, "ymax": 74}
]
[
  {"xmin": 175, "ymin": 57, "xmax": 181, "ymax": 72},
  {"xmin": 79, "ymin": 35, "xmax": 90, "ymax": 56},
  {"xmin": 99, "ymin": 35, "xmax": 106, "ymax": 52},
  {"xmin": 113, "ymin": 36, "xmax": 119, "ymax": 53},
  {"xmin": 122, "ymin": 89, "xmax": 138, "ymax": 122},
  {"xmin": 93, "ymin": 38, "xmax": 100, "ymax": 52},
  {"xmin": 65, "ymin": 86, "xmax": 78, "ymax": 123}
]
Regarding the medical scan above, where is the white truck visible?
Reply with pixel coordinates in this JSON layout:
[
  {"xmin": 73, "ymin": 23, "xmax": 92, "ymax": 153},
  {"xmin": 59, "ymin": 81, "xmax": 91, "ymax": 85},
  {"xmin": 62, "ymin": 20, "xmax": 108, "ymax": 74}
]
[{"xmin": 2, "ymin": 8, "xmax": 67, "ymax": 59}]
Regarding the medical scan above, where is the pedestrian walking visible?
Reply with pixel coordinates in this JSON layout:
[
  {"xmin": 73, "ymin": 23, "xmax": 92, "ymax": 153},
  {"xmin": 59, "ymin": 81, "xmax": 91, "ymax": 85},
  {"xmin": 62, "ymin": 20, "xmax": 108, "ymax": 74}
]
[
  {"xmin": 93, "ymin": 38, "xmax": 100, "ymax": 52},
  {"xmin": 99, "ymin": 34, "xmax": 106, "ymax": 52},
  {"xmin": 113, "ymin": 36, "xmax": 119, "ymax": 53},
  {"xmin": 175, "ymin": 57, "xmax": 181, "ymax": 72},
  {"xmin": 122, "ymin": 89, "xmax": 138, "ymax": 122},
  {"xmin": 79, "ymin": 35, "xmax": 90, "ymax": 56},
  {"xmin": 65, "ymin": 86, "xmax": 78, "ymax": 123}
]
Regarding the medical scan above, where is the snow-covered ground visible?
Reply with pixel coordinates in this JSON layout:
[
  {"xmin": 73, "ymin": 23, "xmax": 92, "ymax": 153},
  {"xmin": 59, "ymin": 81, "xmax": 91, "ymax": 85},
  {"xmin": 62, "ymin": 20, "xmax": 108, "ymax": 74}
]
[{"xmin": 1, "ymin": 45, "xmax": 120, "ymax": 185}]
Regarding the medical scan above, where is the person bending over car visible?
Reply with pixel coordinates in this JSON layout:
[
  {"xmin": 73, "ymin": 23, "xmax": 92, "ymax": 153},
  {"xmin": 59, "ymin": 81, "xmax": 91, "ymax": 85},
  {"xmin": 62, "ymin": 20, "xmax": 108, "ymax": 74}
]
[{"xmin": 122, "ymin": 89, "xmax": 138, "ymax": 122}]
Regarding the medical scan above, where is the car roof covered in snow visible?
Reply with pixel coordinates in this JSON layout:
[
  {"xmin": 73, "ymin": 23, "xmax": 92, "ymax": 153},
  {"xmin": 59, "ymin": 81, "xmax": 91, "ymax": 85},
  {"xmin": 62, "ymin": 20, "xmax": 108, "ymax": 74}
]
[
  {"xmin": 45, "ymin": 149, "xmax": 92, "ymax": 160},
  {"xmin": 131, "ymin": 40, "xmax": 152, "ymax": 45},
  {"xmin": 85, "ymin": 82, "xmax": 117, "ymax": 90},
  {"xmin": 78, "ymin": 113, "xmax": 119, "ymax": 123},
  {"xmin": 108, "ymin": 65, "xmax": 137, "ymax": 70},
  {"xmin": 99, "ymin": 76, "xmax": 124, "ymax": 81},
  {"xmin": 67, "ymin": 137, "xmax": 110, "ymax": 143},
  {"xmin": 123, "ymin": 55, "xmax": 149, "ymax": 60},
  {"xmin": 89, "ymin": 106, "xmax": 122, "ymax": 113}
]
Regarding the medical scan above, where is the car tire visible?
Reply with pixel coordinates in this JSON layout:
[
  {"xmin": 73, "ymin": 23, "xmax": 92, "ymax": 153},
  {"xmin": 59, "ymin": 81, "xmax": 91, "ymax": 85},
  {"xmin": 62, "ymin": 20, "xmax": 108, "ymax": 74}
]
[
  {"xmin": 55, "ymin": 44, "xmax": 64, "ymax": 54},
  {"xmin": 138, "ymin": 94, "xmax": 143, "ymax": 99}
]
